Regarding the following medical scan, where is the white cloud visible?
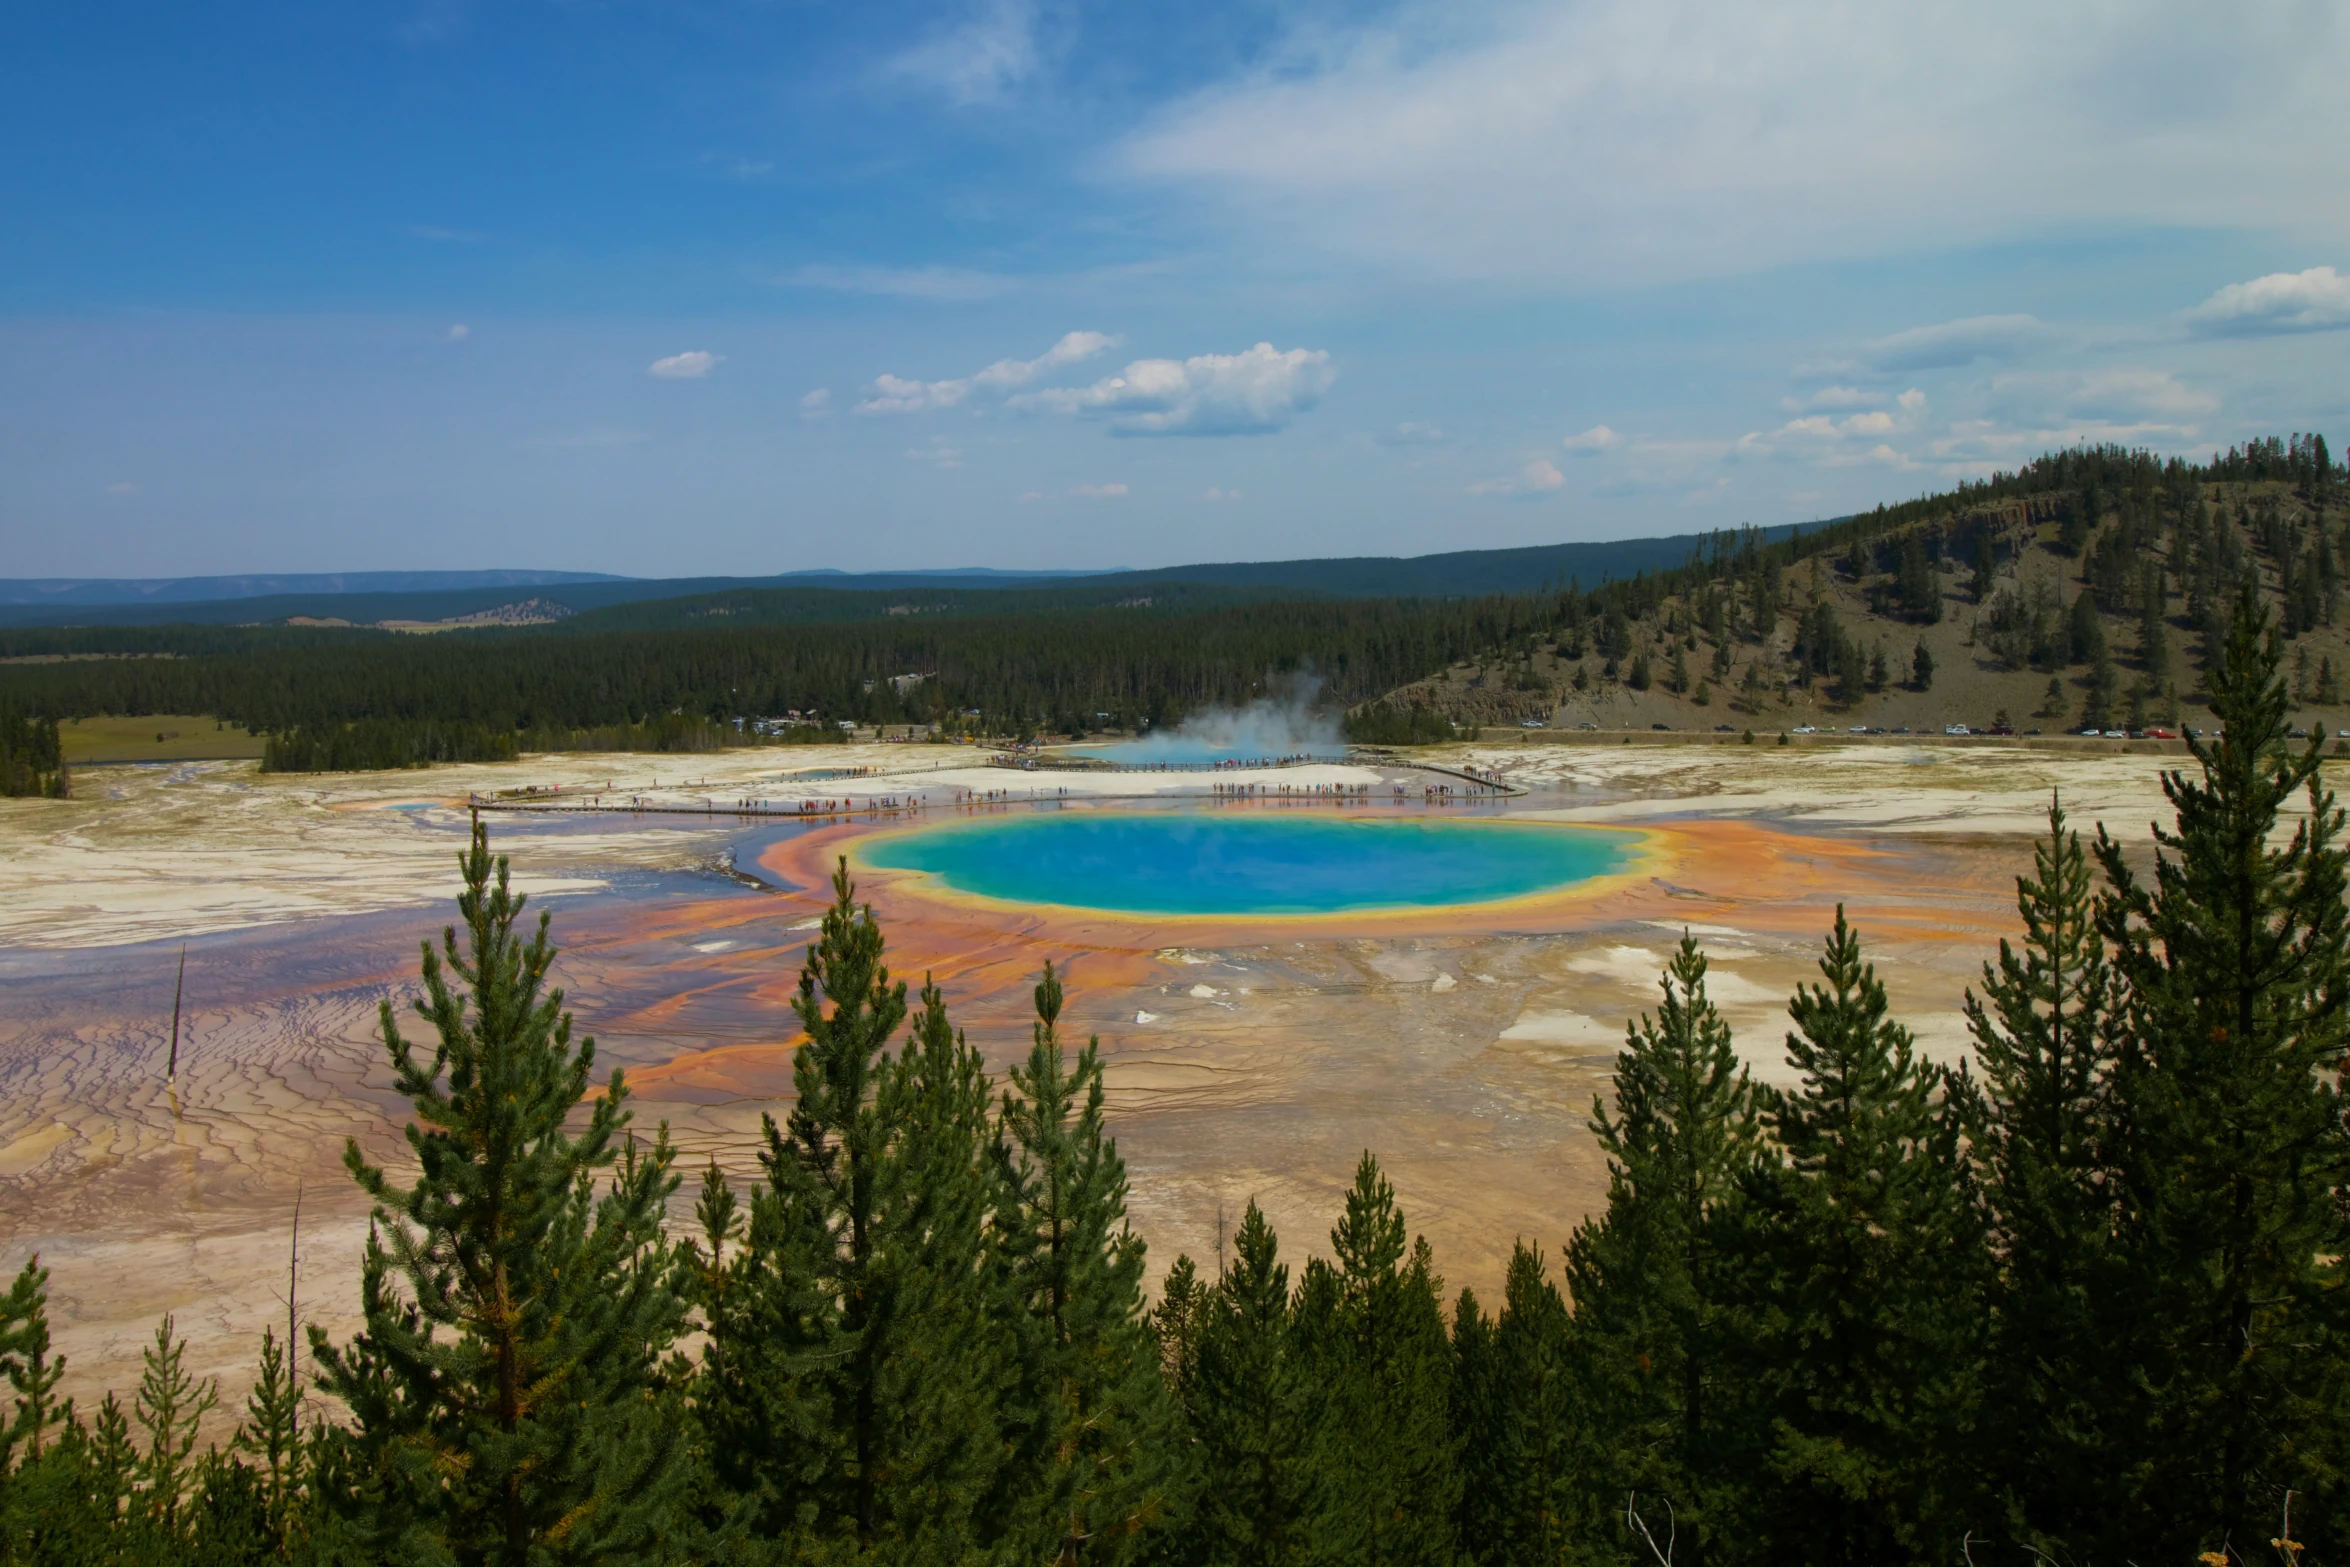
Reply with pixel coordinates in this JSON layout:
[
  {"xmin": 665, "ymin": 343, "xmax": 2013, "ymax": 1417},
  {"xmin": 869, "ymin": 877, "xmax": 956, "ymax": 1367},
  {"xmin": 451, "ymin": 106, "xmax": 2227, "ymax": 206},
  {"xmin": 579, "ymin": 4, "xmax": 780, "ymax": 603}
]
[
  {"xmin": 1856, "ymin": 316, "xmax": 2052, "ymax": 373},
  {"xmin": 1203, "ymin": 487, "xmax": 1243, "ymax": 503},
  {"xmin": 104, "ymin": 482, "xmax": 138, "ymax": 496},
  {"xmin": 858, "ymin": 331, "xmax": 1120, "ymax": 415},
  {"xmin": 1560, "ymin": 424, "xmax": 1622, "ymax": 454},
  {"xmin": 1377, "ymin": 421, "xmax": 1448, "ymax": 445},
  {"xmin": 776, "ymin": 263, "xmax": 1016, "ymax": 302},
  {"xmin": 649, "ymin": 351, "xmax": 721, "ymax": 380},
  {"xmin": 1012, "ymin": 342, "xmax": 1335, "ymax": 435},
  {"xmin": 2183, "ymin": 266, "xmax": 2350, "ymax": 336},
  {"xmin": 889, "ymin": 0, "xmax": 1039, "ymax": 107},
  {"xmin": 1781, "ymin": 385, "xmax": 1877, "ymax": 412},
  {"xmin": 799, "ymin": 388, "xmax": 833, "ymax": 418},
  {"xmin": 1117, "ymin": 1, "xmax": 2350, "ymax": 287},
  {"xmin": 1734, "ymin": 391, "xmax": 1928, "ymax": 460},
  {"xmin": 1989, "ymin": 368, "xmax": 2215, "ymax": 422},
  {"xmin": 445, "ymin": 323, "xmax": 470, "ymax": 342},
  {"xmin": 905, "ymin": 438, "xmax": 964, "ymax": 469},
  {"xmin": 1469, "ymin": 459, "xmax": 1567, "ymax": 497}
]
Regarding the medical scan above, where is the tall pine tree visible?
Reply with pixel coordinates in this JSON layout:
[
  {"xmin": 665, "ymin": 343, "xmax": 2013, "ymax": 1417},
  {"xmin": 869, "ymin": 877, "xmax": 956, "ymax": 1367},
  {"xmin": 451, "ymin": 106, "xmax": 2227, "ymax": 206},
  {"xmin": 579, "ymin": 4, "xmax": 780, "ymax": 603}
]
[
  {"xmin": 1565, "ymin": 934, "xmax": 1760, "ymax": 1565},
  {"xmin": 1180, "ymin": 1202, "xmax": 1322, "ymax": 1567},
  {"xmin": 1295, "ymin": 1155, "xmax": 1459, "ymax": 1567},
  {"xmin": 992, "ymin": 962, "xmax": 1177, "ymax": 1563},
  {"xmin": 1963, "ymin": 800, "xmax": 2124, "ymax": 1551},
  {"xmin": 696, "ymin": 858, "xmax": 1006, "ymax": 1559},
  {"xmin": 2093, "ymin": 585, "xmax": 2350, "ymax": 1554},
  {"xmin": 1738, "ymin": 909, "xmax": 1985, "ymax": 1564},
  {"xmin": 311, "ymin": 818, "xmax": 690, "ymax": 1565}
]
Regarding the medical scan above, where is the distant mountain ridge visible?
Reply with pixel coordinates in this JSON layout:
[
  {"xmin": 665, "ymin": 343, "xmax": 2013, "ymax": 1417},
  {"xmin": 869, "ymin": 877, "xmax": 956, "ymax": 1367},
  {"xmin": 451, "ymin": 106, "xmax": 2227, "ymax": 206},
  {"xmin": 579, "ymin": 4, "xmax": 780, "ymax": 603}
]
[
  {"xmin": 0, "ymin": 527, "xmax": 1822, "ymax": 629},
  {"xmin": 0, "ymin": 570, "xmax": 633, "ymax": 607}
]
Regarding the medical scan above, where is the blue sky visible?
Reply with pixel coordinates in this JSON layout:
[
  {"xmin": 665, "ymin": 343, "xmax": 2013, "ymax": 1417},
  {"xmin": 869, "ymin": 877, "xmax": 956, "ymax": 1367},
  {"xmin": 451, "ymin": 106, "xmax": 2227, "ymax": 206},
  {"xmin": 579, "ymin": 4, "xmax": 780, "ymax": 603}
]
[{"xmin": 4, "ymin": 0, "xmax": 2347, "ymax": 578}]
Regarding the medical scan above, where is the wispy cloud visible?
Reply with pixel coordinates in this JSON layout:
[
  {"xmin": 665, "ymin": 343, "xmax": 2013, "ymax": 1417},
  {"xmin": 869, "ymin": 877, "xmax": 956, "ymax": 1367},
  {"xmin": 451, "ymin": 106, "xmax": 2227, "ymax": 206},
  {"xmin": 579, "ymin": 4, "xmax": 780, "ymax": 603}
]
[
  {"xmin": 407, "ymin": 224, "xmax": 485, "ymax": 244},
  {"xmin": 859, "ymin": 331, "xmax": 1120, "ymax": 415},
  {"xmin": 445, "ymin": 323, "xmax": 470, "ymax": 342},
  {"xmin": 1376, "ymin": 421, "xmax": 1447, "ymax": 446},
  {"xmin": 1117, "ymin": 0, "xmax": 2350, "ymax": 287},
  {"xmin": 1019, "ymin": 482, "xmax": 1130, "ymax": 502},
  {"xmin": 799, "ymin": 388, "xmax": 833, "ymax": 418},
  {"xmin": 1560, "ymin": 424, "xmax": 1622, "ymax": 454},
  {"xmin": 1012, "ymin": 342, "xmax": 1335, "ymax": 436},
  {"xmin": 905, "ymin": 438, "xmax": 964, "ymax": 469},
  {"xmin": 776, "ymin": 263, "xmax": 1018, "ymax": 302},
  {"xmin": 1469, "ymin": 459, "xmax": 1566, "ymax": 497},
  {"xmin": 649, "ymin": 351, "xmax": 722, "ymax": 380},
  {"xmin": 536, "ymin": 431, "xmax": 651, "ymax": 450},
  {"xmin": 888, "ymin": 0, "xmax": 1040, "ymax": 107},
  {"xmin": 1853, "ymin": 316, "xmax": 2052, "ymax": 373},
  {"xmin": 2183, "ymin": 266, "xmax": 2350, "ymax": 336}
]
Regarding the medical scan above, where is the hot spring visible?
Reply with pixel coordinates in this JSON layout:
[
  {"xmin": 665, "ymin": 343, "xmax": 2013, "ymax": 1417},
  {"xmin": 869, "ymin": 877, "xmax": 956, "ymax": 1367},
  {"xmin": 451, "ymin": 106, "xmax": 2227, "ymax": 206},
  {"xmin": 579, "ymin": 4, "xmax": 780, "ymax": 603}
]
[{"xmin": 856, "ymin": 812, "xmax": 1642, "ymax": 918}]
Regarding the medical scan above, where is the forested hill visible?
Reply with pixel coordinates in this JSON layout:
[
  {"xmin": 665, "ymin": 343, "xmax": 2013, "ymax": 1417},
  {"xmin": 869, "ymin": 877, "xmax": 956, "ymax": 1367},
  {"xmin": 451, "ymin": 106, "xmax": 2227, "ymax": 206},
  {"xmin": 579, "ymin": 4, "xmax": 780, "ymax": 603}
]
[{"xmin": 0, "ymin": 435, "xmax": 2339, "ymax": 770}]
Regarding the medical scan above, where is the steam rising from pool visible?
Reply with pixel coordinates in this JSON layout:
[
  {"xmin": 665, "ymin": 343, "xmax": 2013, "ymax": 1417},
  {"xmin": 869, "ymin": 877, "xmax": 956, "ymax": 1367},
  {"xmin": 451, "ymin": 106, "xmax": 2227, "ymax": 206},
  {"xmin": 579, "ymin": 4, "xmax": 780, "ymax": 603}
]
[{"xmin": 1095, "ymin": 675, "xmax": 1343, "ymax": 765}]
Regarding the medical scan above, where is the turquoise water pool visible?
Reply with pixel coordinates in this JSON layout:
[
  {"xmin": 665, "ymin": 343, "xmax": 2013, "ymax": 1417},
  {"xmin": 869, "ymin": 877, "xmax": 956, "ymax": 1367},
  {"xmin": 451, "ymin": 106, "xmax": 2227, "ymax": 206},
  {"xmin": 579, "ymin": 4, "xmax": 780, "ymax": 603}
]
[{"xmin": 858, "ymin": 812, "xmax": 1639, "ymax": 916}]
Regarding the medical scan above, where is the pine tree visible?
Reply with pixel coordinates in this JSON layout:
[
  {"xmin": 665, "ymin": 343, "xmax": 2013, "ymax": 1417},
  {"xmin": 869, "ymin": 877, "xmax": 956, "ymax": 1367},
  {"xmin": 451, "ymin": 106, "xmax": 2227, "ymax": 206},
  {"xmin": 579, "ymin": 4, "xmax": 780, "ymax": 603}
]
[
  {"xmin": 1739, "ymin": 909, "xmax": 1985, "ymax": 1563},
  {"xmin": 698, "ymin": 857, "xmax": 1006, "ymax": 1557},
  {"xmin": 992, "ymin": 962, "xmax": 1176, "ymax": 1563},
  {"xmin": 2091, "ymin": 585, "xmax": 2350, "ymax": 1555},
  {"xmin": 1184, "ymin": 1202, "xmax": 1322, "ymax": 1567},
  {"xmin": 1566, "ymin": 935, "xmax": 1760, "ymax": 1565},
  {"xmin": 311, "ymin": 817, "xmax": 691, "ymax": 1564},
  {"xmin": 0, "ymin": 1256, "xmax": 64, "ymax": 1463},
  {"xmin": 1296, "ymin": 1156, "xmax": 1459, "ymax": 1567},
  {"xmin": 133, "ymin": 1314, "xmax": 216, "ymax": 1536},
  {"xmin": 1455, "ymin": 1246, "xmax": 1584, "ymax": 1567},
  {"xmin": 1963, "ymin": 801, "xmax": 2124, "ymax": 1550},
  {"xmin": 1909, "ymin": 640, "xmax": 1934, "ymax": 692},
  {"xmin": 234, "ymin": 1327, "xmax": 307, "ymax": 1552}
]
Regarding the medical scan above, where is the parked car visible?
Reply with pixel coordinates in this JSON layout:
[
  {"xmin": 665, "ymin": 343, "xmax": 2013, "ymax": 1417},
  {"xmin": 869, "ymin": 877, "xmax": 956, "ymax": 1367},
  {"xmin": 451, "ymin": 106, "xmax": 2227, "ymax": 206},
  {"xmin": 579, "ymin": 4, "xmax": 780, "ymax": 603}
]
[
  {"xmin": 1519, "ymin": 719, "xmax": 1546, "ymax": 728},
  {"xmin": 1944, "ymin": 723, "xmax": 1970, "ymax": 736},
  {"xmin": 1792, "ymin": 725, "xmax": 1818, "ymax": 734}
]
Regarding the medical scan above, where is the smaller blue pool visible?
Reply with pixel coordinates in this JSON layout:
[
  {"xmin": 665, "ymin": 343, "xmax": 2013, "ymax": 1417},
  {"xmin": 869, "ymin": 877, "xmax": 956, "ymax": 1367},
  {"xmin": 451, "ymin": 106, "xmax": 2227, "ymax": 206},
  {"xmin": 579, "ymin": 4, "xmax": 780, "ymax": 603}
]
[{"xmin": 859, "ymin": 812, "xmax": 1639, "ymax": 917}]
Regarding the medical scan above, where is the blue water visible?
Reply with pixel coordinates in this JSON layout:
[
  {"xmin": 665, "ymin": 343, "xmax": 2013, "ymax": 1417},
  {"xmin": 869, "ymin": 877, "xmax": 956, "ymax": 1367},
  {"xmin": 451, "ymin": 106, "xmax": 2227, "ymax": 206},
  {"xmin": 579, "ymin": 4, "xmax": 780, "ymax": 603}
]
[{"xmin": 859, "ymin": 812, "xmax": 1638, "ymax": 916}]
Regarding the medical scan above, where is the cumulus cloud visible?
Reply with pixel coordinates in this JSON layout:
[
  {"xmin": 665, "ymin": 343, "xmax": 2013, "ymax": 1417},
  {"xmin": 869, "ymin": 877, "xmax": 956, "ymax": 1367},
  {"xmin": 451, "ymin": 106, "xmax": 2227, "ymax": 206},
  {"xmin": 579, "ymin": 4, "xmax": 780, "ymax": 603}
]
[
  {"xmin": 777, "ymin": 263, "xmax": 1016, "ymax": 302},
  {"xmin": 1734, "ymin": 390, "xmax": 1928, "ymax": 460},
  {"xmin": 649, "ymin": 351, "xmax": 721, "ymax": 380},
  {"xmin": 2183, "ymin": 266, "xmax": 2350, "ymax": 336},
  {"xmin": 858, "ymin": 331, "xmax": 1120, "ymax": 415},
  {"xmin": 1560, "ymin": 424, "xmax": 1623, "ymax": 454},
  {"xmin": 799, "ymin": 388, "xmax": 833, "ymax": 418},
  {"xmin": 888, "ymin": 0, "xmax": 1039, "ymax": 107},
  {"xmin": 1117, "ymin": 0, "xmax": 2350, "ymax": 287},
  {"xmin": 1012, "ymin": 342, "xmax": 1335, "ymax": 435}
]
